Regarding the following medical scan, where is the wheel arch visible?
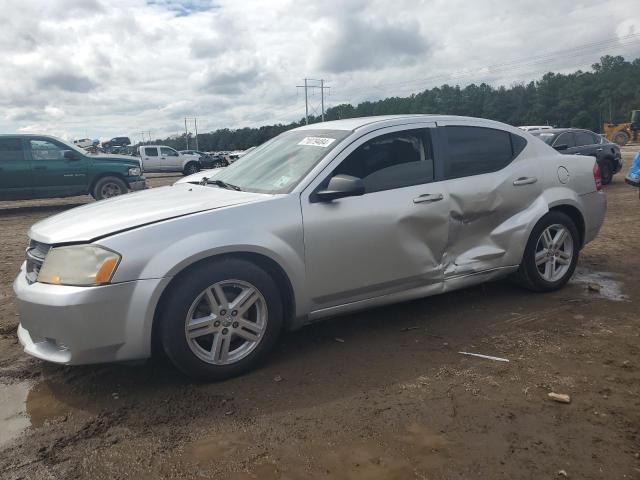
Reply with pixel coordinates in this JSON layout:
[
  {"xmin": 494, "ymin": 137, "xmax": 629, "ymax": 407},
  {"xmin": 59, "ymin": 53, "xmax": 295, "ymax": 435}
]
[
  {"xmin": 150, "ymin": 251, "xmax": 296, "ymax": 357},
  {"xmin": 548, "ymin": 203, "xmax": 585, "ymax": 248}
]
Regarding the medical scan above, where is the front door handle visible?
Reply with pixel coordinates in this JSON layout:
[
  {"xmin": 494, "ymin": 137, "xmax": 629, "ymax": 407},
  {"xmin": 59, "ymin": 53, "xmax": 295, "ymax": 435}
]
[
  {"xmin": 413, "ymin": 193, "xmax": 444, "ymax": 204},
  {"xmin": 513, "ymin": 177, "xmax": 537, "ymax": 186},
  {"xmin": 596, "ymin": 148, "xmax": 603, "ymax": 152},
  {"xmin": 34, "ymin": 166, "xmax": 46, "ymax": 170}
]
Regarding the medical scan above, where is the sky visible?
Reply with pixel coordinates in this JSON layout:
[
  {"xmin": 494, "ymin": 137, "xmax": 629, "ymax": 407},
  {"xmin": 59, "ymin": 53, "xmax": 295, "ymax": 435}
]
[{"xmin": 1, "ymin": 0, "xmax": 639, "ymax": 143}]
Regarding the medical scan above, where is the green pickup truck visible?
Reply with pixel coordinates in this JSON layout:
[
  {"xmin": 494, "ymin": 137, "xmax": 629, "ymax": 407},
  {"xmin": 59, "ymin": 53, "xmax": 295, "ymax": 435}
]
[{"xmin": 0, "ymin": 134, "xmax": 146, "ymax": 201}]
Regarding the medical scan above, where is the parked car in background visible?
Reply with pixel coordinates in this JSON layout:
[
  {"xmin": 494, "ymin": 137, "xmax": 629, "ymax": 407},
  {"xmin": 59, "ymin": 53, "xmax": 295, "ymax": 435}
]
[
  {"xmin": 14, "ymin": 115, "xmax": 605, "ymax": 380},
  {"xmin": 73, "ymin": 138, "xmax": 93, "ymax": 148},
  {"xmin": 180, "ymin": 150, "xmax": 228, "ymax": 169},
  {"xmin": 531, "ymin": 128, "xmax": 622, "ymax": 184},
  {"xmin": 102, "ymin": 136, "xmax": 131, "ymax": 153},
  {"xmin": 139, "ymin": 145, "xmax": 201, "ymax": 175},
  {"xmin": 518, "ymin": 126, "xmax": 554, "ymax": 132},
  {"xmin": 0, "ymin": 134, "xmax": 145, "ymax": 201}
]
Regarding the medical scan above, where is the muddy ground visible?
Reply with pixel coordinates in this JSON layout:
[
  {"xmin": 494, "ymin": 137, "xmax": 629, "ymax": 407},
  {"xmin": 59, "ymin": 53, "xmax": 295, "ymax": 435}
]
[{"xmin": 0, "ymin": 156, "xmax": 639, "ymax": 480}]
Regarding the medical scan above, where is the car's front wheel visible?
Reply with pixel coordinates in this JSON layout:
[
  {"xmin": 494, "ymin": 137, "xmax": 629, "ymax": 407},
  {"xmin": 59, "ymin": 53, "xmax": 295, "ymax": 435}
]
[
  {"xmin": 159, "ymin": 258, "xmax": 283, "ymax": 380},
  {"xmin": 92, "ymin": 176, "xmax": 128, "ymax": 200},
  {"xmin": 515, "ymin": 211, "xmax": 579, "ymax": 292},
  {"xmin": 183, "ymin": 162, "xmax": 200, "ymax": 176}
]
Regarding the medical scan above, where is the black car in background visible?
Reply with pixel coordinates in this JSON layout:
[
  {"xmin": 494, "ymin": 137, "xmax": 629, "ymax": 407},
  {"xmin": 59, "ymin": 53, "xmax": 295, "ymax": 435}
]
[
  {"xmin": 179, "ymin": 150, "xmax": 228, "ymax": 169},
  {"xmin": 102, "ymin": 136, "xmax": 132, "ymax": 153},
  {"xmin": 531, "ymin": 128, "xmax": 622, "ymax": 184}
]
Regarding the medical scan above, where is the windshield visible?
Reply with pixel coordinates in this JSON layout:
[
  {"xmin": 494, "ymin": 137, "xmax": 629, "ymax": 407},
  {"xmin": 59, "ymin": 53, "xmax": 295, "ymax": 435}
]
[
  {"xmin": 210, "ymin": 129, "xmax": 350, "ymax": 193},
  {"xmin": 531, "ymin": 132, "xmax": 557, "ymax": 145}
]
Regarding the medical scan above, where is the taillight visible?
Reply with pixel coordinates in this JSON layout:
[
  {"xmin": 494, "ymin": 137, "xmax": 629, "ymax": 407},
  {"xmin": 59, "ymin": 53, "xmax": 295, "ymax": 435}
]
[{"xmin": 593, "ymin": 162, "xmax": 602, "ymax": 191}]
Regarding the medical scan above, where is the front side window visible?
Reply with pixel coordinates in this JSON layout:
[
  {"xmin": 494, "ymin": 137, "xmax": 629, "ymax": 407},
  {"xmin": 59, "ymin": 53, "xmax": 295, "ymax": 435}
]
[
  {"xmin": 444, "ymin": 126, "xmax": 521, "ymax": 179},
  {"xmin": 575, "ymin": 131, "xmax": 595, "ymax": 146},
  {"xmin": 332, "ymin": 129, "xmax": 433, "ymax": 193},
  {"xmin": 554, "ymin": 132, "xmax": 575, "ymax": 148},
  {"xmin": 0, "ymin": 138, "xmax": 24, "ymax": 162},
  {"xmin": 161, "ymin": 147, "xmax": 178, "ymax": 157},
  {"xmin": 211, "ymin": 129, "xmax": 350, "ymax": 194},
  {"xmin": 145, "ymin": 147, "xmax": 159, "ymax": 157},
  {"xmin": 30, "ymin": 139, "xmax": 66, "ymax": 161}
]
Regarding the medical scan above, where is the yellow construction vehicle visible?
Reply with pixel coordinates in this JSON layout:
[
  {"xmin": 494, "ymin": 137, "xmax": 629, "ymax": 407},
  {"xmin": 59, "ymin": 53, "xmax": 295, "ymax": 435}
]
[{"xmin": 603, "ymin": 110, "xmax": 640, "ymax": 146}]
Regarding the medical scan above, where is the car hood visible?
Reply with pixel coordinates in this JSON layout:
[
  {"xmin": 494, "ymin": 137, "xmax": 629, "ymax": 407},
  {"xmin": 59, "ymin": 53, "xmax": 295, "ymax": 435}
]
[
  {"xmin": 29, "ymin": 184, "xmax": 271, "ymax": 244},
  {"xmin": 174, "ymin": 167, "xmax": 225, "ymax": 185}
]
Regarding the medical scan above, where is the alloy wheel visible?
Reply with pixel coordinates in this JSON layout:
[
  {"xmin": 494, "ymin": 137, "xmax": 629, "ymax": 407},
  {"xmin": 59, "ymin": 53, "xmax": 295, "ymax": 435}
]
[
  {"xmin": 535, "ymin": 224, "xmax": 574, "ymax": 282},
  {"xmin": 101, "ymin": 182, "xmax": 124, "ymax": 198},
  {"xmin": 184, "ymin": 280, "xmax": 268, "ymax": 365}
]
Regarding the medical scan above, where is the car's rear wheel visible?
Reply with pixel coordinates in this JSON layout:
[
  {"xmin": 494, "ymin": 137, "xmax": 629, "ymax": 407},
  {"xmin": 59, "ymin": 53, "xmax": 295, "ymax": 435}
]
[
  {"xmin": 159, "ymin": 258, "xmax": 283, "ymax": 380},
  {"xmin": 514, "ymin": 211, "xmax": 579, "ymax": 292},
  {"xmin": 183, "ymin": 162, "xmax": 200, "ymax": 176},
  {"xmin": 92, "ymin": 176, "xmax": 128, "ymax": 200},
  {"xmin": 600, "ymin": 160, "xmax": 613, "ymax": 185}
]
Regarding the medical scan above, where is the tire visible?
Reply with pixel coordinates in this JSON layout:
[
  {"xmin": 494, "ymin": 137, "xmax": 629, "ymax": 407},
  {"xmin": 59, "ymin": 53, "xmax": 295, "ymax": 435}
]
[
  {"xmin": 514, "ymin": 211, "xmax": 579, "ymax": 292},
  {"xmin": 600, "ymin": 160, "xmax": 613, "ymax": 185},
  {"xmin": 212, "ymin": 159, "xmax": 227, "ymax": 168},
  {"xmin": 614, "ymin": 131, "xmax": 629, "ymax": 146},
  {"xmin": 92, "ymin": 176, "xmax": 128, "ymax": 200},
  {"xmin": 183, "ymin": 162, "xmax": 200, "ymax": 176},
  {"xmin": 159, "ymin": 258, "xmax": 283, "ymax": 381}
]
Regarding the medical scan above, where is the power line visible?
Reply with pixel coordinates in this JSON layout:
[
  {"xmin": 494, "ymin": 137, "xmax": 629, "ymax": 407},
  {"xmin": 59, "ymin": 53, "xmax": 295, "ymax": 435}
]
[{"xmin": 296, "ymin": 78, "xmax": 330, "ymax": 124}]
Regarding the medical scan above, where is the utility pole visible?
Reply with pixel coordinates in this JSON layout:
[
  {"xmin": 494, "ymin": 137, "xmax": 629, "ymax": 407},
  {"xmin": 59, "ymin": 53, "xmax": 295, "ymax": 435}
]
[
  {"xmin": 194, "ymin": 117, "xmax": 199, "ymax": 151},
  {"xmin": 184, "ymin": 117, "xmax": 199, "ymax": 150},
  {"xmin": 184, "ymin": 117, "xmax": 189, "ymax": 150},
  {"xmin": 296, "ymin": 78, "xmax": 330, "ymax": 124}
]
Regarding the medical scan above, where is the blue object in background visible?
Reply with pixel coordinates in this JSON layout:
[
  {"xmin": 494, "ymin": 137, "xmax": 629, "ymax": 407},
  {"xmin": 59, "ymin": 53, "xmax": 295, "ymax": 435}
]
[{"xmin": 626, "ymin": 152, "xmax": 640, "ymax": 187}]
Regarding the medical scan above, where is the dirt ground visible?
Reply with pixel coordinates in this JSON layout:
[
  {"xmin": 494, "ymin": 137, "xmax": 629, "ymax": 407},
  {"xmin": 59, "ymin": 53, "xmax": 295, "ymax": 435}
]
[{"xmin": 0, "ymin": 158, "xmax": 639, "ymax": 480}]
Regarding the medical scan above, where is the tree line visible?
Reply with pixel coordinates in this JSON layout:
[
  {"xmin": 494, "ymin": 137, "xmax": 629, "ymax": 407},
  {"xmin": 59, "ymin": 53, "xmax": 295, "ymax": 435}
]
[{"xmin": 150, "ymin": 55, "xmax": 640, "ymax": 151}]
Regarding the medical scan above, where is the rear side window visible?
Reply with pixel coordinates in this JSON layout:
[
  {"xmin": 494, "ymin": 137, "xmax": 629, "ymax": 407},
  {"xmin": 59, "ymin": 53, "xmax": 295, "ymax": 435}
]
[
  {"xmin": 444, "ymin": 126, "xmax": 526, "ymax": 179},
  {"xmin": 145, "ymin": 147, "xmax": 158, "ymax": 156},
  {"xmin": 333, "ymin": 129, "xmax": 434, "ymax": 193},
  {"xmin": 0, "ymin": 138, "xmax": 24, "ymax": 162}
]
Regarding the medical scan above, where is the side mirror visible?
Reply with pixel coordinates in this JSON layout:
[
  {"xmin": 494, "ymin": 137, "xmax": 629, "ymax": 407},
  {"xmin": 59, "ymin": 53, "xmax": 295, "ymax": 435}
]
[
  {"xmin": 63, "ymin": 150, "xmax": 79, "ymax": 160},
  {"xmin": 315, "ymin": 174, "xmax": 365, "ymax": 202},
  {"xmin": 554, "ymin": 144, "xmax": 568, "ymax": 151}
]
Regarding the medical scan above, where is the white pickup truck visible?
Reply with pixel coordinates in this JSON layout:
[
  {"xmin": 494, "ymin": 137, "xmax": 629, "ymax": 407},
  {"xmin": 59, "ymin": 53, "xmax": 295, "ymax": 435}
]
[{"xmin": 138, "ymin": 145, "xmax": 201, "ymax": 175}]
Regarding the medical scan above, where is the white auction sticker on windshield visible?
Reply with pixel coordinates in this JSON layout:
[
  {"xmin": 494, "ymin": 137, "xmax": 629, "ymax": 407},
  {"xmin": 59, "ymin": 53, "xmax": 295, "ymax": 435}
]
[{"xmin": 298, "ymin": 137, "xmax": 336, "ymax": 147}]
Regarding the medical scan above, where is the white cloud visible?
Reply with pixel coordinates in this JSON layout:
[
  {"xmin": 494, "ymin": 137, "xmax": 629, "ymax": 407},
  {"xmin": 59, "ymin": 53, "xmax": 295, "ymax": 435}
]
[{"xmin": 0, "ymin": 0, "xmax": 638, "ymax": 142}]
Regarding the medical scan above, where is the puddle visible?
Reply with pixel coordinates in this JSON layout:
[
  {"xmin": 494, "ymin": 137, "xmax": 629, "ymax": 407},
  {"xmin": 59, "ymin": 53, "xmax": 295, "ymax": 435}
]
[
  {"xmin": 571, "ymin": 268, "xmax": 629, "ymax": 301},
  {"xmin": 0, "ymin": 380, "xmax": 76, "ymax": 449}
]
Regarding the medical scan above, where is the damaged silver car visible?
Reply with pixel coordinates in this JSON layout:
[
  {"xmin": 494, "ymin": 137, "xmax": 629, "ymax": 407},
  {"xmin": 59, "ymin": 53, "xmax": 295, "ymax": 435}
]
[{"xmin": 14, "ymin": 115, "xmax": 606, "ymax": 380}]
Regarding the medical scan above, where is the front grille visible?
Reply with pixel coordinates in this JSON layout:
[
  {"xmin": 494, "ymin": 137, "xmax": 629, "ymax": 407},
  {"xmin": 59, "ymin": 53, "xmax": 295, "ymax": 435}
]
[{"xmin": 25, "ymin": 240, "xmax": 51, "ymax": 284}]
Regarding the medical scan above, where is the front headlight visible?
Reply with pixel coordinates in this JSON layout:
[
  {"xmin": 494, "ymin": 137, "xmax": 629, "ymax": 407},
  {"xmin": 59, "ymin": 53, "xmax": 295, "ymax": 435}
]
[
  {"xmin": 37, "ymin": 245, "xmax": 121, "ymax": 286},
  {"xmin": 128, "ymin": 167, "xmax": 141, "ymax": 176}
]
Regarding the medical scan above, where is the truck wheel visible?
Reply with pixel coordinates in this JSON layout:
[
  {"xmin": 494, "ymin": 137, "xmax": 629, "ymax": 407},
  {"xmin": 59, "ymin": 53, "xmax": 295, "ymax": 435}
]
[
  {"xmin": 92, "ymin": 176, "xmax": 128, "ymax": 200},
  {"xmin": 614, "ymin": 131, "xmax": 629, "ymax": 146},
  {"xmin": 159, "ymin": 258, "xmax": 283, "ymax": 381},
  {"xmin": 600, "ymin": 160, "xmax": 613, "ymax": 185},
  {"xmin": 514, "ymin": 211, "xmax": 579, "ymax": 292},
  {"xmin": 184, "ymin": 162, "xmax": 200, "ymax": 176}
]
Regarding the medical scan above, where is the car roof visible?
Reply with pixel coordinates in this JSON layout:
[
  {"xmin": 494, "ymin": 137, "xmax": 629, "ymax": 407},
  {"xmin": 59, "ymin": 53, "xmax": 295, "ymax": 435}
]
[{"xmin": 293, "ymin": 114, "xmax": 520, "ymax": 133}]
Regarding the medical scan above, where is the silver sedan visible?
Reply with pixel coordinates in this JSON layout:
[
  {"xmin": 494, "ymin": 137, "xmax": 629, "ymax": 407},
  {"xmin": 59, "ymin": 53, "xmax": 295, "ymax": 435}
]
[{"xmin": 14, "ymin": 115, "xmax": 606, "ymax": 380}]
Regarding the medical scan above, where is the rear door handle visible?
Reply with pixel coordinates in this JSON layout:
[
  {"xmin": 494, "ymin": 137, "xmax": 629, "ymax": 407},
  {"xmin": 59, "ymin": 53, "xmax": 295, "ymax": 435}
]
[
  {"xmin": 413, "ymin": 193, "xmax": 444, "ymax": 204},
  {"xmin": 34, "ymin": 166, "xmax": 46, "ymax": 170},
  {"xmin": 513, "ymin": 177, "xmax": 537, "ymax": 186},
  {"xmin": 596, "ymin": 148, "xmax": 603, "ymax": 152}
]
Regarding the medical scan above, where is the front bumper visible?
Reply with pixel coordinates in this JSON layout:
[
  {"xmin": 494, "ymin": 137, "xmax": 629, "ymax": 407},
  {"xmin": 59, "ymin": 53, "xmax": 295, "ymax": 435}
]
[
  {"xmin": 128, "ymin": 178, "xmax": 147, "ymax": 191},
  {"xmin": 13, "ymin": 264, "xmax": 168, "ymax": 365}
]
